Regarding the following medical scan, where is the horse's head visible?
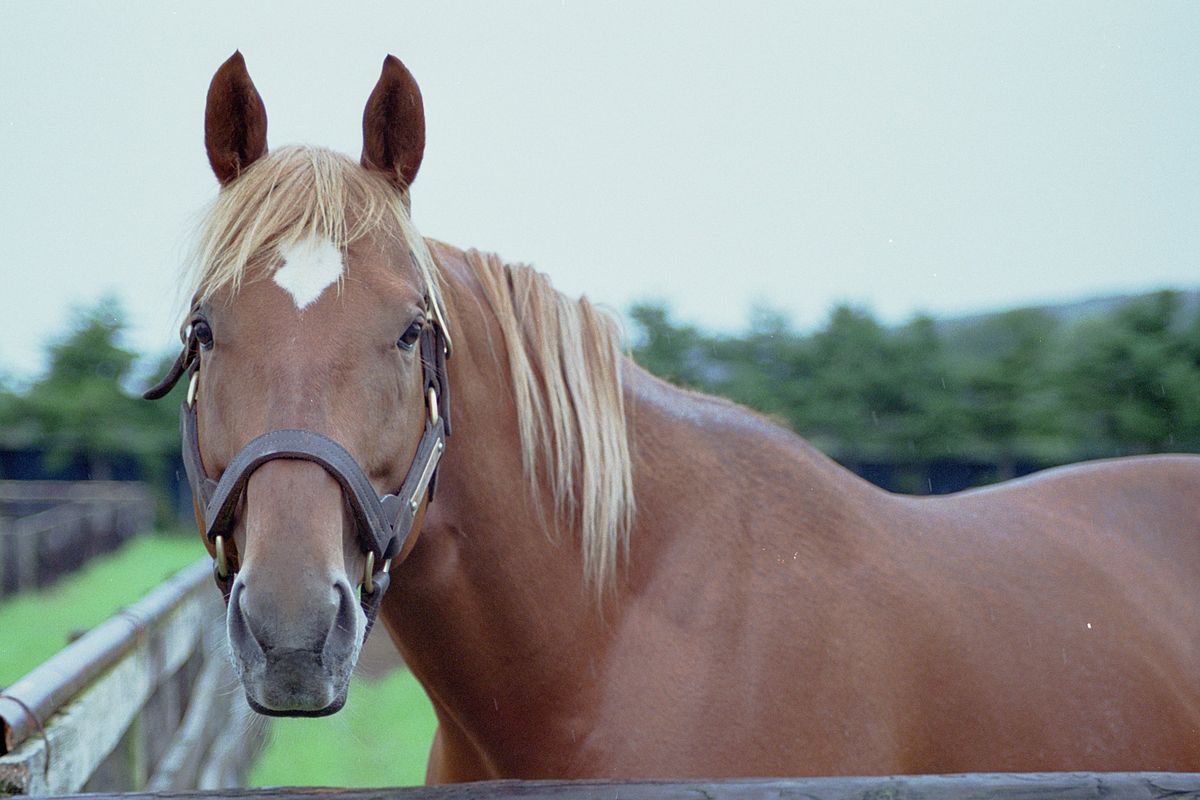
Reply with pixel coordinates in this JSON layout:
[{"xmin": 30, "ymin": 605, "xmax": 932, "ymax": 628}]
[{"xmin": 154, "ymin": 53, "xmax": 448, "ymax": 716}]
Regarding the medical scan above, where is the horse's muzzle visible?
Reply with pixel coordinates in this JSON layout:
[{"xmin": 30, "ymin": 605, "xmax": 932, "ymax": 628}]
[{"xmin": 226, "ymin": 575, "xmax": 362, "ymax": 716}]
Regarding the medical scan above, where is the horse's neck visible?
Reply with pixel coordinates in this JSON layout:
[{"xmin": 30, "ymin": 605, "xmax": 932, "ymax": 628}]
[
  {"xmin": 380, "ymin": 249, "xmax": 617, "ymax": 773},
  {"xmin": 381, "ymin": 245, "xmax": 882, "ymax": 776}
]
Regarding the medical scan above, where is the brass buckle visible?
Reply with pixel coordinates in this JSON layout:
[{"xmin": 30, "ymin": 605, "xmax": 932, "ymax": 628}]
[{"xmin": 427, "ymin": 292, "xmax": 453, "ymax": 358}]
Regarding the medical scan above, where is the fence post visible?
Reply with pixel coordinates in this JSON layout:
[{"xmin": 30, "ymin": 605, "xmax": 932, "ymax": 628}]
[
  {"xmin": 13, "ymin": 516, "xmax": 37, "ymax": 592},
  {"xmin": 0, "ymin": 514, "xmax": 9, "ymax": 596}
]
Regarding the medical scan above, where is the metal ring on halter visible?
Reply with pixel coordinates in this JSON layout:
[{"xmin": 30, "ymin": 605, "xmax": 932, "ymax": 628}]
[
  {"xmin": 428, "ymin": 387, "xmax": 439, "ymax": 426},
  {"xmin": 363, "ymin": 554, "xmax": 395, "ymax": 596},
  {"xmin": 214, "ymin": 534, "xmax": 229, "ymax": 579},
  {"xmin": 187, "ymin": 373, "xmax": 199, "ymax": 408},
  {"xmin": 363, "ymin": 551, "xmax": 376, "ymax": 595}
]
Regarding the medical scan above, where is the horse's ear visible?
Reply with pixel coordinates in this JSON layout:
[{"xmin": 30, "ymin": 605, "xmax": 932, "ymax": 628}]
[
  {"xmin": 205, "ymin": 51, "xmax": 268, "ymax": 186},
  {"xmin": 361, "ymin": 55, "xmax": 425, "ymax": 190}
]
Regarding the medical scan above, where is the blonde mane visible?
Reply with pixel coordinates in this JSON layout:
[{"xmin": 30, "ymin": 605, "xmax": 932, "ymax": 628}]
[
  {"xmin": 188, "ymin": 145, "xmax": 441, "ymax": 309},
  {"xmin": 466, "ymin": 251, "xmax": 635, "ymax": 595},
  {"xmin": 186, "ymin": 145, "xmax": 634, "ymax": 592}
]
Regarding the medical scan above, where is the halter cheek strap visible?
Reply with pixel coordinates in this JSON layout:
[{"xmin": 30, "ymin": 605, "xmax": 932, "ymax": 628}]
[{"xmin": 146, "ymin": 312, "xmax": 451, "ymax": 640}]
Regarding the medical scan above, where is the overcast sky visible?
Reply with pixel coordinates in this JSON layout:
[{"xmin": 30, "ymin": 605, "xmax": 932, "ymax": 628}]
[{"xmin": 2, "ymin": 2, "xmax": 1197, "ymax": 381}]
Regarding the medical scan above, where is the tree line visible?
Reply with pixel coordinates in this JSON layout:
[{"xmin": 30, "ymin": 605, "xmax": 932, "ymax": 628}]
[
  {"xmin": 0, "ymin": 290, "xmax": 1197, "ymax": 504},
  {"xmin": 630, "ymin": 290, "xmax": 1200, "ymax": 492}
]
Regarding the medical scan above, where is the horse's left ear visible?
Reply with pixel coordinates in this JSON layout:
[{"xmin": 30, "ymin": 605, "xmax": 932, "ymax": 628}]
[{"xmin": 361, "ymin": 55, "xmax": 425, "ymax": 190}]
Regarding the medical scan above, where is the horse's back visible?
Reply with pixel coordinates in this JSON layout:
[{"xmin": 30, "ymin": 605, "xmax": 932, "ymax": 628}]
[
  {"xmin": 943, "ymin": 453, "xmax": 1200, "ymax": 572},
  {"xmin": 598, "ymin": 376, "xmax": 1200, "ymax": 776},
  {"xmin": 895, "ymin": 454, "xmax": 1200, "ymax": 771}
]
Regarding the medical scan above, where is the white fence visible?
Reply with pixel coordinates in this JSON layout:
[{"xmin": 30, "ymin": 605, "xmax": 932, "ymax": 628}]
[{"xmin": 0, "ymin": 560, "xmax": 262, "ymax": 794}]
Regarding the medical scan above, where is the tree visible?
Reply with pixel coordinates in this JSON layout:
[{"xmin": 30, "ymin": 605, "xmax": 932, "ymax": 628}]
[
  {"xmin": 0, "ymin": 298, "xmax": 181, "ymax": 481},
  {"xmin": 626, "ymin": 289, "xmax": 1199, "ymax": 494},
  {"xmin": 628, "ymin": 302, "xmax": 710, "ymax": 387},
  {"xmin": 955, "ymin": 308, "xmax": 1070, "ymax": 476},
  {"xmin": 1062, "ymin": 291, "xmax": 1200, "ymax": 455}
]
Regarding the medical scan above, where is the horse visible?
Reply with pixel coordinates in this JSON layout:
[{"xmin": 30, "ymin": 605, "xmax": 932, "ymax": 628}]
[{"xmin": 146, "ymin": 51, "xmax": 1200, "ymax": 782}]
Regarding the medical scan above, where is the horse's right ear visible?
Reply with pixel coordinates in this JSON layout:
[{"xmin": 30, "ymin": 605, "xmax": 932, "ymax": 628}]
[{"xmin": 205, "ymin": 51, "xmax": 268, "ymax": 185}]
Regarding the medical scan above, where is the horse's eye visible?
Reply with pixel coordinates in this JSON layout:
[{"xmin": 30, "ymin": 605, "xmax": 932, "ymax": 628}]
[
  {"xmin": 193, "ymin": 320, "xmax": 214, "ymax": 350},
  {"xmin": 397, "ymin": 321, "xmax": 423, "ymax": 351}
]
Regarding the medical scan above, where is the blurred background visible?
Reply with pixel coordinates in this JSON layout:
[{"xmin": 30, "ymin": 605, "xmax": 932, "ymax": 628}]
[{"xmin": 1, "ymin": 0, "xmax": 1197, "ymax": 790}]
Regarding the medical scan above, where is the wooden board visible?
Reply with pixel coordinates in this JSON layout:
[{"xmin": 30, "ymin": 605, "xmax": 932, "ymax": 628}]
[
  {"xmin": 23, "ymin": 773, "xmax": 1200, "ymax": 800},
  {"xmin": 146, "ymin": 650, "xmax": 240, "ymax": 792}
]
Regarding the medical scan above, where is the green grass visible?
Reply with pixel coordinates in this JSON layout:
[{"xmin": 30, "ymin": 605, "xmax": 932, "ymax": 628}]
[
  {"xmin": 0, "ymin": 531, "xmax": 202, "ymax": 685},
  {"xmin": 248, "ymin": 669, "xmax": 437, "ymax": 788}
]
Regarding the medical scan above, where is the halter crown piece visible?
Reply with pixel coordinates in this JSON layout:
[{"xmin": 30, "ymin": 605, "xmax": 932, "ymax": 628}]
[{"xmin": 144, "ymin": 301, "xmax": 451, "ymax": 640}]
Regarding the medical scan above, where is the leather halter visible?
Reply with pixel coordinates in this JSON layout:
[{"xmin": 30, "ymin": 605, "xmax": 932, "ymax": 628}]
[{"xmin": 144, "ymin": 304, "xmax": 451, "ymax": 639}]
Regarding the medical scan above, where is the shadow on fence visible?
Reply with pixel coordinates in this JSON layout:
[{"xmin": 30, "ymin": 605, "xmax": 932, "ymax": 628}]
[
  {"xmin": 0, "ymin": 481, "xmax": 155, "ymax": 597},
  {"xmin": 0, "ymin": 560, "xmax": 263, "ymax": 794}
]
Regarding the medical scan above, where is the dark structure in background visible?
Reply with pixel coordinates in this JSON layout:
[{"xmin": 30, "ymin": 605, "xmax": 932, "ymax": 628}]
[{"xmin": 0, "ymin": 480, "xmax": 155, "ymax": 596}]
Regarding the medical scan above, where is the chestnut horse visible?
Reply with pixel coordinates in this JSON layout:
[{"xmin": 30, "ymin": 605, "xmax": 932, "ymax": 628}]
[{"xmin": 150, "ymin": 52, "xmax": 1200, "ymax": 781}]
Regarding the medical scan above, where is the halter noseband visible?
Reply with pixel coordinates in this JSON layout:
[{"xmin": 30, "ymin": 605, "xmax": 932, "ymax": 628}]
[{"xmin": 144, "ymin": 302, "xmax": 451, "ymax": 640}]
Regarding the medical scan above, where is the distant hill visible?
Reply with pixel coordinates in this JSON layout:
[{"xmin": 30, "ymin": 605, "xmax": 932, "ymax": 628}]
[
  {"xmin": 939, "ymin": 288, "xmax": 1200, "ymax": 330},
  {"xmin": 933, "ymin": 288, "xmax": 1200, "ymax": 362}
]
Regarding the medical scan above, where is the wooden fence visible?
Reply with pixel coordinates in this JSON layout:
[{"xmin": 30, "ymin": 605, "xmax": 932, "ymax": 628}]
[
  {"xmin": 20, "ymin": 773, "xmax": 1200, "ymax": 800},
  {"xmin": 0, "ymin": 481, "xmax": 155, "ymax": 596},
  {"xmin": 0, "ymin": 559, "xmax": 262, "ymax": 795}
]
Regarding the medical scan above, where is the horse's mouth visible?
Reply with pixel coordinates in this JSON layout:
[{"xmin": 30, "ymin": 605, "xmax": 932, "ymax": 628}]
[
  {"xmin": 245, "ymin": 687, "xmax": 348, "ymax": 717},
  {"xmin": 237, "ymin": 659, "xmax": 353, "ymax": 717},
  {"xmin": 231, "ymin": 643, "xmax": 357, "ymax": 717}
]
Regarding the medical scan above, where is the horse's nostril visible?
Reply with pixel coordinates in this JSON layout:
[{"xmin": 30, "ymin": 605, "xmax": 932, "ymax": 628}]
[
  {"xmin": 228, "ymin": 579, "xmax": 266, "ymax": 654},
  {"xmin": 336, "ymin": 580, "xmax": 357, "ymax": 626},
  {"xmin": 325, "ymin": 580, "xmax": 360, "ymax": 656}
]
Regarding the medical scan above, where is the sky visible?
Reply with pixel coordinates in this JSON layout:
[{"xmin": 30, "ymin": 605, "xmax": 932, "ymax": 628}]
[{"xmin": 1, "ymin": 2, "xmax": 1198, "ymax": 381}]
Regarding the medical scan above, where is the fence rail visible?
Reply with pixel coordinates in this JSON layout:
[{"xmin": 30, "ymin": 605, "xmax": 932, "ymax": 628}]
[
  {"xmin": 0, "ymin": 559, "xmax": 261, "ymax": 795},
  {"xmin": 0, "ymin": 481, "xmax": 155, "ymax": 596},
  {"xmin": 21, "ymin": 773, "xmax": 1200, "ymax": 800}
]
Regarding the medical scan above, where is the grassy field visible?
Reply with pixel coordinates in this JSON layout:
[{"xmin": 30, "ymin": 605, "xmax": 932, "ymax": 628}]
[
  {"xmin": 247, "ymin": 670, "xmax": 437, "ymax": 787},
  {"xmin": 0, "ymin": 531, "xmax": 438, "ymax": 787},
  {"xmin": 0, "ymin": 531, "xmax": 200, "ymax": 684}
]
